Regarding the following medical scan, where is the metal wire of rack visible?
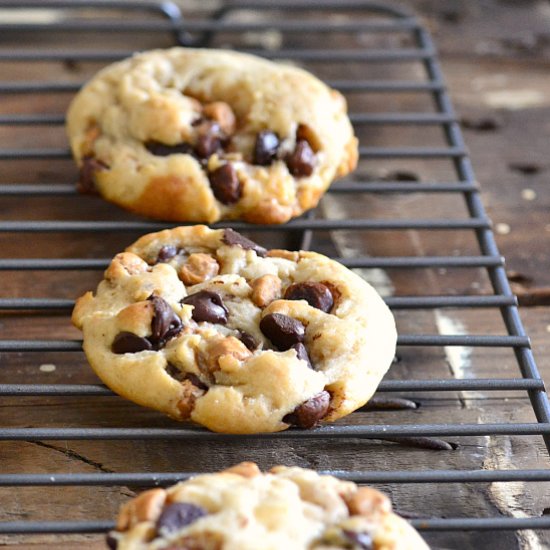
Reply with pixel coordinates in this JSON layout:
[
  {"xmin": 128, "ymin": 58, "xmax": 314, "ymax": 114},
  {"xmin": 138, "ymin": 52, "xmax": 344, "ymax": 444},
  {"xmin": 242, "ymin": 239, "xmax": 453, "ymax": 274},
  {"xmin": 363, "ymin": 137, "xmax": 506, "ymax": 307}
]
[{"xmin": 1, "ymin": 0, "xmax": 550, "ymax": 547}]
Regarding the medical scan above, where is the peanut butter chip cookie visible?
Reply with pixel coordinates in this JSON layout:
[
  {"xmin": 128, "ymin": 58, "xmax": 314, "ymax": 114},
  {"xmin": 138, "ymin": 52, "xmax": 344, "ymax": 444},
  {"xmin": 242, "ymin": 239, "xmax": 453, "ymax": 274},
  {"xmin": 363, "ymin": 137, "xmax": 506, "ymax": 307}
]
[
  {"xmin": 107, "ymin": 463, "xmax": 428, "ymax": 549},
  {"xmin": 66, "ymin": 48, "xmax": 358, "ymax": 224},
  {"xmin": 72, "ymin": 226, "xmax": 396, "ymax": 433}
]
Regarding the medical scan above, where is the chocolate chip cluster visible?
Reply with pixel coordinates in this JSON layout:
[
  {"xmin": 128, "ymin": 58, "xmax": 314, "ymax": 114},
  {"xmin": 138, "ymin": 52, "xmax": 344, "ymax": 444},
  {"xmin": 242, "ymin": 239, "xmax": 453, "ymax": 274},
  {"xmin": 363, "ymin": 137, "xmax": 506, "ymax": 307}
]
[{"xmin": 137, "ymin": 99, "xmax": 319, "ymax": 207}]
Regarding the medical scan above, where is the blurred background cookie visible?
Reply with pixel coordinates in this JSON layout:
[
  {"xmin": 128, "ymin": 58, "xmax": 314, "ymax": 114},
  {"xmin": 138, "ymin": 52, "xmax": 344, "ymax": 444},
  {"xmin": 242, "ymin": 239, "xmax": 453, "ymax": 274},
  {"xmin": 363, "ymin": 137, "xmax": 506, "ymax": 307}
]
[
  {"xmin": 107, "ymin": 462, "xmax": 428, "ymax": 549},
  {"xmin": 66, "ymin": 48, "xmax": 357, "ymax": 224}
]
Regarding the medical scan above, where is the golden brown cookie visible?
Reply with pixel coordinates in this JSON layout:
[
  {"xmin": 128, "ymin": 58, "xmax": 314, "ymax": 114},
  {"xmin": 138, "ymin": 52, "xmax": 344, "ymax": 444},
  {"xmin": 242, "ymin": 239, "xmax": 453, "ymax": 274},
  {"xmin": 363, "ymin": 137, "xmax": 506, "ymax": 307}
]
[
  {"xmin": 66, "ymin": 48, "xmax": 358, "ymax": 224},
  {"xmin": 72, "ymin": 226, "xmax": 396, "ymax": 433},
  {"xmin": 107, "ymin": 463, "xmax": 429, "ymax": 549}
]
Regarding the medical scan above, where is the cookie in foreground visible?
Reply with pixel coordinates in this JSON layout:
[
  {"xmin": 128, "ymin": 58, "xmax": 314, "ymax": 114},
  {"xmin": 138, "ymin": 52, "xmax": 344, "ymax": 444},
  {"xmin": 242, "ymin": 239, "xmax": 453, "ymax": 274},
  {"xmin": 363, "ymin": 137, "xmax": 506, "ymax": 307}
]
[
  {"xmin": 106, "ymin": 462, "xmax": 428, "ymax": 549},
  {"xmin": 72, "ymin": 226, "xmax": 396, "ymax": 433},
  {"xmin": 66, "ymin": 48, "xmax": 357, "ymax": 224}
]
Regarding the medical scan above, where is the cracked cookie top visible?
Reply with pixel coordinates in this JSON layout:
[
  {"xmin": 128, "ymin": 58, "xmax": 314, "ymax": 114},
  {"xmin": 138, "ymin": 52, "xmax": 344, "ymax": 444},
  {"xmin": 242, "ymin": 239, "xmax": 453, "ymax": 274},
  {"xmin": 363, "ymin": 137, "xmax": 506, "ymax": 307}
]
[
  {"xmin": 107, "ymin": 462, "xmax": 428, "ymax": 550},
  {"xmin": 72, "ymin": 226, "xmax": 396, "ymax": 433},
  {"xmin": 66, "ymin": 48, "xmax": 358, "ymax": 224}
]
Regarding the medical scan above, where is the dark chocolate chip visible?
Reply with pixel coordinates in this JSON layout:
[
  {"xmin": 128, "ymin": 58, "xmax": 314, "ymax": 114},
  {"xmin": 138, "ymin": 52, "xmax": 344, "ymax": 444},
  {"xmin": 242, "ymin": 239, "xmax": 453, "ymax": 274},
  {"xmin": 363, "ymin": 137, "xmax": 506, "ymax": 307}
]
[
  {"xmin": 253, "ymin": 130, "xmax": 280, "ymax": 165},
  {"xmin": 260, "ymin": 313, "xmax": 305, "ymax": 351},
  {"xmin": 150, "ymin": 296, "xmax": 183, "ymax": 348},
  {"xmin": 237, "ymin": 330, "xmax": 258, "ymax": 351},
  {"xmin": 194, "ymin": 121, "xmax": 224, "ymax": 159},
  {"xmin": 343, "ymin": 530, "xmax": 373, "ymax": 550},
  {"xmin": 156, "ymin": 245, "xmax": 178, "ymax": 263},
  {"xmin": 156, "ymin": 502, "xmax": 207, "ymax": 536},
  {"xmin": 182, "ymin": 290, "xmax": 228, "ymax": 324},
  {"xmin": 282, "ymin": 390, "xmax": 330, "ymax": 428},
  {"xmin": 111, "ymin": 332, "xmax": 152, "ymax": 354},
  {"xmin": 284, "ymin": 282, "xmax": 334, "ymax": 313},
  {"xmin": 286, "ymin": 139, "xmax": 315, "ymax": 177},
  {"xmin": 167, "ymin": 365, "xmax": 208, "ymax": 389},
  {"xmin": 166, "ymin": 363, "xmax": 185, "ymax": 381},
  {"xmin": 222, "ymin": 228, "xmax": 267, "ymax": 257},
  {"xmin": 105, "ymin": 532, "xmax": 118, "ymax": 550},
  {"xmin": 145, "ymin": 141, "xmax": 194, "ymax": 157},
  {"xmin": 208, "ymin": 164, "xmax": 242, "ymax": 204},
  {"xmin": 184, "ymin": 372, "xmax": 208, "ymax": 391},
  {"xmin": 292, "ymin": 342, "xmax": 313, "ymax": 369},
  {"xmin": 77, "ymin": 155, "xmax": 108, "ymax": 194}
]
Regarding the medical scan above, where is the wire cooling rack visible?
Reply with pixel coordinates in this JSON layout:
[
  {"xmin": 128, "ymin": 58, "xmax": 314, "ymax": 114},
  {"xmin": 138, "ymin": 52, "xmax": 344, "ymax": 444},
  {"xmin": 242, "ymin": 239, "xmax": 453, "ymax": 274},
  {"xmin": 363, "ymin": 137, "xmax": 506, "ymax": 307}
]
[{"xmin": 1, "ymin": 1, "xmax": 550, "ymax": 547}]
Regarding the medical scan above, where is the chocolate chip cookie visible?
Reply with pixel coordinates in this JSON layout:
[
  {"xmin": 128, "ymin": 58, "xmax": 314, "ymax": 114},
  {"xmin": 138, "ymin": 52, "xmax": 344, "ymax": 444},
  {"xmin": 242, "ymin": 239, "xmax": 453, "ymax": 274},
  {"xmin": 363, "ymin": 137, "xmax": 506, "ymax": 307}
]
[
  {"xmin": 106, "ymin": 462, "xmax": 428, "ymax": 549},
  {"xmin": 66, "ymin": 48, "xmax": 358, "ymax": 224},
  {"xmin": 72, "ymin": 226, "xmax": 396, "ymax": 433}
]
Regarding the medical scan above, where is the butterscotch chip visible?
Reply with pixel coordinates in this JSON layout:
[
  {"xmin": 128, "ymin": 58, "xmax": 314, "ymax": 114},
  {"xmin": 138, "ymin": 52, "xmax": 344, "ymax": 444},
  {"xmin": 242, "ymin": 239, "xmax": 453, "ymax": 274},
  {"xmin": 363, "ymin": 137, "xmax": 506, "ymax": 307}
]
[
  {"xmin": 223, "ymin": 461, "xmax": 261, "ymax": 478},
  {"xmin": 73, "ymin": 226, "xmax": 396, "ymax": 434},
  {"xmin": 178, "ymin": 253, "xmax": 219, "ymax": 285},
  {"xmin": 66, "ymin": 48, "xmax": 357, "ymax": 224},
  {"xmin": 250, "ymin": 274, "xmax": 282, "ymax": 307},
  {"xmin": 203, "ymin": 101, "xmax": 236, "ymax": 134},
  {"xmin": 105, "ymin": 252, "xmax": 149, "ymax": 280},
  {"xmin": 116, "ymin": 488, "xmax": 166, "ymax": 531},
  {"xmin": 109, "ymin": 464, "xmax": 428, "ymax": 549},
  {"xmin": 345, "ymin": 487, "xmax": 392, "ymax": 517},
  {"xmin": 200, "ymin": 336, "xmax": 251, "ymax": 374}
]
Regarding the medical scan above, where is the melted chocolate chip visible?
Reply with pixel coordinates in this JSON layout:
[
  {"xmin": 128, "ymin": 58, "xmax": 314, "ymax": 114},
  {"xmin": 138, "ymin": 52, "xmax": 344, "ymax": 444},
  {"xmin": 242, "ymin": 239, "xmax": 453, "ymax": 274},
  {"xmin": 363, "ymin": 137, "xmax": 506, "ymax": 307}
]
[
  {"xmin": 284, "ymin": 282, "xmax": 334, "ymax": 313},
  {"xmin": 237, "ymin": 330, "xmax": 258, "ymax": 351},
  {"xmin": 184, "ymin": 372, "xmax": 208, "ymax": 390},
  {"xmin": 286, "ymin": 139, "xmax": 315, "ymax": 177},
  {"xmin": 182, "ymin": 290, "xmax": 228, "ymax": 324},
  {"xmin": 166, "ymin": 364, "xmax": 208, "ymax": 390},
  {"xmin": 166, "ymin": 363, "xmax": 185, "ymax": 381},
  {"xmin": 222, "ymin": 228, "xmax": 267, "ymax": 257},
  {"xmin": 156, "ymin": 503, "xmax": 207, "ymax": 536},
  {"xmin": 145, "ymin": 141, "xmax": 194, "ymax": 157},
  {"xmin": 283, "ymin": 391, "xmax": 330, "ymax": 428},
  {"xmin": 209, "ymin": 164, "xmax": 242, "ymax": 204},
  {"xmin": 149, "ymin": 296, "xmax": 183, "ymax": 348},
  {"xmin": 195, "ymin": 121, "xmax": 224, "ymax": 159},
  {"xmin": 105, "ymin": 532, "xmax": 118, "ymax": 550},
  {"xmin": 343, "ymin": 530, "xmax": 373, "ymax": 550},
  {"xmin": 292, "ymin": 342, "xmax": 313, "ymax": 369},
  {"xmin": 77, "ymin": 156, "xmax": 108, "ymax": 194},
  {"xmin": 156, "ymin": 245, "xmax": 178, "ymax": 263},
  {"xmin": 111, "ymin": 332, "xmax": 152, "ymax": 354},
  {"xmin": 254, "ymin": 130, "xmax": 280, "ymax": 165},
  {"xmin": 260, "ymin": 313, "xmax": 305, "ymax": 351}
]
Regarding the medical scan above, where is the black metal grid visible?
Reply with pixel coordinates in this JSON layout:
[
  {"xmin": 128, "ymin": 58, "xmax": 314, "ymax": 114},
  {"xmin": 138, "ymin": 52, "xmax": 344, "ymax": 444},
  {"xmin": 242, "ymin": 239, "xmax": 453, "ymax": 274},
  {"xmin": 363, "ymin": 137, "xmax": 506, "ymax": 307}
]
[{"xmin": 1, "ymin": 0, "xmax": 550, "ymax": 544}]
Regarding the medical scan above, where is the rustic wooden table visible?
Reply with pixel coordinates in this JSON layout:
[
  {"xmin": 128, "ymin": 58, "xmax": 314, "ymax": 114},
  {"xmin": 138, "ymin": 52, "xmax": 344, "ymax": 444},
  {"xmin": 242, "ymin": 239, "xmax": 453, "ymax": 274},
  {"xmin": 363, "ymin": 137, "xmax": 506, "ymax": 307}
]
[{"xmin": 1, "ymin": 1, "xmax": 549, "ymax": 549}]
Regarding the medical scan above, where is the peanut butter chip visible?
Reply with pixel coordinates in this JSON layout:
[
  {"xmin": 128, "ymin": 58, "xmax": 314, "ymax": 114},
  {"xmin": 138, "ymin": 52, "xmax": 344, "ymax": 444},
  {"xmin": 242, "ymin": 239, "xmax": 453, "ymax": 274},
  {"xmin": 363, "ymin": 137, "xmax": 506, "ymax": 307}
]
[
  {"xmin": 250, "ymin": 274, "xmax": 282, "ymax": 307},
  {"xmin": 116, "ymin": 488, "xmax": 166, "ymax": 531},
  {"xmin": 178, "ymin": 253, "xmax": 219, "ymax": 285},
  {"xmin": 223, "ymin": 462, "xmax": 261, "ymax": 478},
  {"xmin": 106, "ymin": 252, "xmax": 149, "ymax": 280},
  {"xmin": 345, "ymin": 487, "xmax": 392, "ymax": 517},
  {"xmin": 202, "ymin": 337, "xmax": 251, "ymax": 373},
  {"xmin": 203, "ymin": 101, "xmax": 236, "ymax": 135}
]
